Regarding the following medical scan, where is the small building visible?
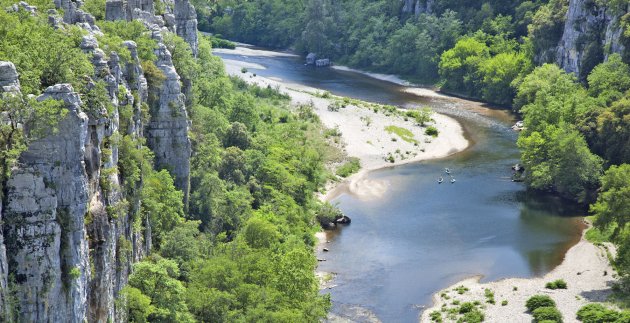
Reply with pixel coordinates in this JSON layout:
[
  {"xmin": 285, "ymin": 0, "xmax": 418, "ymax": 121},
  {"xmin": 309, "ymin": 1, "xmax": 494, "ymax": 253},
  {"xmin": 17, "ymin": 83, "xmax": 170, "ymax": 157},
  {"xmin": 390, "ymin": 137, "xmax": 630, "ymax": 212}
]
[
  {"xmin": 306, "ymin": 53, "xmax": 317, "ymax": 65},
  {"xmin": 315, "ymin": 58, "xmax": 330, "ymax": 67}
]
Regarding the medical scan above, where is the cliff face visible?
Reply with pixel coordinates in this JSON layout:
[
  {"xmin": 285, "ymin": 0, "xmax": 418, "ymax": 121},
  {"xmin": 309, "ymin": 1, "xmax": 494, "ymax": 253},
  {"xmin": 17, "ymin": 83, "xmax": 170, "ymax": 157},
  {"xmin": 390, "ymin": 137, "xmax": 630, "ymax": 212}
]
[
  {"xmin": 401, "ymin": 0, "xmax": 434, "ymax": 15},
  {"xmin": 0, "ymin": 0, "xmax": 197, "ymax": 320},
  {"xmin": 556, "ymin": 0, "xmax": 629, "ymax": 78}
]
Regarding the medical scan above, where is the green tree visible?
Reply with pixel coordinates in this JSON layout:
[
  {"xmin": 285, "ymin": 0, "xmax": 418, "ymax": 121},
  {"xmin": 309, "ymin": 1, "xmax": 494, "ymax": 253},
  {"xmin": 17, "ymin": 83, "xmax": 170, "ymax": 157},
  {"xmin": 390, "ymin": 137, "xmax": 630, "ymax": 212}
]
[
  {"xmin": 128, "ymin": 258, "xmax": 194, "ymax": 322},
  {"xmin": 587, "ymin": 53, "xmax": 630, "ymax": 105},
  {"xmin": 439, "ymin": 37, "xmax": 490, "ymax": 96},
  {"xmin": 141, "ymin": 170, "xmax": 185, "ymax": 247},
  {"xmin": 591, "ymin": 164, "xmax": 630, "ymax": 238},
  {"xmin": 518, "ymin": 122, "xmax": 602, "ymax": 202},
  {"xmin": 479, "ymin": 51, "xmax": 531, "ymax": 105}
]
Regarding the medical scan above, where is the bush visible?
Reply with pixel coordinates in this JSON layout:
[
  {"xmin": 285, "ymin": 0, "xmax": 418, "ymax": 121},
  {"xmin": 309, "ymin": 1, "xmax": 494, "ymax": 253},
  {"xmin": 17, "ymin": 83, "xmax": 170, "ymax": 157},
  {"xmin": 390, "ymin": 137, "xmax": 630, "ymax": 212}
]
[
  {"xmin": 532, "ymin": 306, "xmax": 562, "ymax": 322},
  {"xmin": 577, "ymin": 303, "xmax": 624, "ymax": 323},
  {"xmin": 461, "ymin": 309, "xmax": 484, "ymax": 323},
  {"xmin": 336, "ymin": 158, "xmax": 361, "ymax": 178},
  {"xmin": 430, "ymin": 310, "xmax": 442, "ymax": 322},
  {"xmin": 546, "ymin": 279, "xmax": 568, "ymax": 290},
  {"xmin": 425, "ymin": 126, "xmax": 439, "ymax": 137},
  {"xmin": 526, "ymin": 295, "xmax": 556, "ymax": 312},
  {"xmin": 459, "ymin": 302, "xmax": 475, "ymax": 314},
  {"xmin": 501, "ymin": 300, "xmax": 508, "ymax": 306}
]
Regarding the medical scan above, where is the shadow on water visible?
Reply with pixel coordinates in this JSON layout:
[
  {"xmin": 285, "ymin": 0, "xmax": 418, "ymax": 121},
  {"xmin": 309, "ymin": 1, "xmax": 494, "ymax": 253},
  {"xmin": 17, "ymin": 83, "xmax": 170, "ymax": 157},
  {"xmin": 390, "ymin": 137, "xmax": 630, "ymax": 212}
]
[{"xmin": 215, "ymin": 48, "xmax": 586, "ymax": 323}]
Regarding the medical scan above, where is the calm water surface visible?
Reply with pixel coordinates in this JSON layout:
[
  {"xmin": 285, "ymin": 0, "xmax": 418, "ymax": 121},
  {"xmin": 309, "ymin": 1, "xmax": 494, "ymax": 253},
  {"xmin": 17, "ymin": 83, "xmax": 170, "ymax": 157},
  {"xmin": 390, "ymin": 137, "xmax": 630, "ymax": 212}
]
[{"xmin": 216, "ymin": 49, "xmax": 586, "ymax": 323}]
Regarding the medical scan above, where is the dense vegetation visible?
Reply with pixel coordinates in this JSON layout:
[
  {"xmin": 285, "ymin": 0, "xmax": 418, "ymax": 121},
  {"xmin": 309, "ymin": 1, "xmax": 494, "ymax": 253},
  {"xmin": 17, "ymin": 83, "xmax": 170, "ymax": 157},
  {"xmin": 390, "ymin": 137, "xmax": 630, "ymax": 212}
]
[
  {"xmin": 197, "ymin": 0, "xmax": 625, "ymax": 103},
  {"xmin": 195, "ymin": 0, "xmax": 630, "ymax": 312},
  {"xmin": 118, "ymin": 33, "xmax": 333, "ymax": 322},
  {"xmin": 1, "ymin": 2, "xmax": 335, "ymax": 321}
]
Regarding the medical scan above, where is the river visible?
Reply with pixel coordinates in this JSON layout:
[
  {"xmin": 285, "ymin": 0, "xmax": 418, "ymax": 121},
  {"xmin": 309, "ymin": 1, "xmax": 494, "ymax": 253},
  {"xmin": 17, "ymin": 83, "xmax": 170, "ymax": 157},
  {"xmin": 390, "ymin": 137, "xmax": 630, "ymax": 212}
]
[{"xmin": 214, "ymin": 48, "xmax": 586, "ymax": 323}]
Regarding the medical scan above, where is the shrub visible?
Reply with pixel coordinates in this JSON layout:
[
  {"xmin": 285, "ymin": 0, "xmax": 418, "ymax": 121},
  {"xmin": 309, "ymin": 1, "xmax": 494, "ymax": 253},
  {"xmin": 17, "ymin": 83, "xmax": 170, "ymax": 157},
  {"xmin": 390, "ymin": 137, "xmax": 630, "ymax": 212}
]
[
  {"xmin": 532, "ymin": 306, "xmax": 562, "ymax": 322},
  {"xmin": 455, "ymin": 285, "xmax": 470, "ymax": 294},
  {"xmin": 577, "ymin": 303, "xmax": 623, "ymax": 323},
  {"xmin": 336, "ymin": 158, "xmax": 361, "ymax": 178},
  {"xmin": 526, "ymin": 295, "xmax": 556, "ymax": 312},
  {"xmin": 425, "ymin": 126, "xmax": 439, "ymax": 137},
  {"xmin": 459, "ymin": 302, "xmax": 474, "ymax": 314},
  {"xmin": 461, "ymin": 309, "xmax": 484, "ymax": 323},
  {"xmin": 501, "ymin": 300, "xmax": 508, "ymax": 306},
  {"xmin": 430, "ymin": 310, "xmax": 442, "ymax": 322},
  {"xmin": 241, "ymin": 67, "xmax": 248, "ymax": 73},
  {"xmin": 484, "ymin": 288, "xmax": 495, "ymax": 304},
  {"xmin": 546, "ymin": 279, "xmax": 568, "ymax": 290}
]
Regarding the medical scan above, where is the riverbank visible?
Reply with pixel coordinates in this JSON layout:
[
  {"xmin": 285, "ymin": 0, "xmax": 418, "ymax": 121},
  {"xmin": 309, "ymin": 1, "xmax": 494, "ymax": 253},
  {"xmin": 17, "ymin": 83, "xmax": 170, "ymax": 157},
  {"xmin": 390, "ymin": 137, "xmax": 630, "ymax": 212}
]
[
  {"xmin": 419, "ymin": 227, "xmax": 617, "ymax": 323},
  {"xmin": 218, "ymin": 46, "xmax": 469, "ymax": 202}
]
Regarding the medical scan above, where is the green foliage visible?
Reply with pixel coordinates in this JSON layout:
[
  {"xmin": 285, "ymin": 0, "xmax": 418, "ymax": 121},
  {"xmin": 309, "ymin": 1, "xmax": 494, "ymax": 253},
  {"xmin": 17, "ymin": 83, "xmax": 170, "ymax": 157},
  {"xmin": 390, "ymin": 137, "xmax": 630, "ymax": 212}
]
[
  {"xmin": 141, "ymin": 170, "xmax": 185, "ymax": 247},
  {"xmin": 118, "ymin": 286, "xmax": 155, "ymax": 323},
  {"xmin": 439, "ymin": 37, "xmax": 490, "ymax": 96},
  {"xmin": 0, "ymin": 94, "xmax": 67, "ymax": 197},
  {"xmin": 532, "ymin": 306, "xmax": 562, "ymax": 322},
  {"xmin": 526, "ymin": 295, "xmax": 556, "ymax": 312},
  {"xmin": 336, "ymin": 157, "xmax": 361, "ymax": 178},
  {"xmin": 518, "ymin": 122, "xmax": 602, "ymax": 202},
  {"xmin": 128, "ymin": 258, "xmax": 194, "ymax": 322},
  {"xmin": 81, "ymin": 0, "xmax": 106, "ymax": 20},
  {"xmin": 425, "ymin": 126, "xmax": 439, "ymax": 137},
  {"xmin": 406, "ymin": 107, "xmax": 434, "ymax": 126},
  {"xmin": 592, "ymin": 165, "xmax": 630, "ymax": 232},
  {"xmin": 577, "ymin": 303, "xmax": 630, "ymax": 323},
  {"xmin": 385, "ymin": 125, "xmax": 417, "ymax": 143},
  {"xmin": 0, "ymin": 10, "xmax": 92, "ymax": 94},
  {"xmin": 97, "ymin": 20, "xmax": 158, "ymax": 62},
  {"xmin": 545, "ymin": 279, "xmax": 568, "ymax": 290},
  {"xmin": 460, "ymin": 309, "xmax": 485, "ymax": 323},
  {"xmin": 587, "ymin": 54, "xmax": 630, "ymax": 105}
]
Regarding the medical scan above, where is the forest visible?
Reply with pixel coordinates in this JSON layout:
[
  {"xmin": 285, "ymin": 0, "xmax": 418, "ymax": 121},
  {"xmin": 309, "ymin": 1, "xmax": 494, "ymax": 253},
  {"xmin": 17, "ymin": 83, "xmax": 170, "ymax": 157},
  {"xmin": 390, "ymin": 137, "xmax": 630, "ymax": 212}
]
[
  {"xmin": 198, "ymin": 0, "xmax": 630, "ymax": 313},
  {"xmin": 1, "ymin": 0, "xmax": 630, "ymax": 321},
  {"xmin": 0, "ymin": 0, "xmax": 334, "ymax": 320}
]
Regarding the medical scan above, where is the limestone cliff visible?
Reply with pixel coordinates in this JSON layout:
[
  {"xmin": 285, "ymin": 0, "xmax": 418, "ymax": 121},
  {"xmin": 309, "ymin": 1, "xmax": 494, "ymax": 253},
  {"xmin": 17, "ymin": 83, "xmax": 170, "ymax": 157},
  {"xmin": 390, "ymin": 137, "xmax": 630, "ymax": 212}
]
[
  {"xmin": 556, "ymin": 0, "xmax": 629, "ymax": 78},
  {"xmin": 0, "ymin": 0, "xmax": 196, "ymax": 319},
  {"xmin": 401, "ymin": 0, "xmax": 434, "ymax": 15}
]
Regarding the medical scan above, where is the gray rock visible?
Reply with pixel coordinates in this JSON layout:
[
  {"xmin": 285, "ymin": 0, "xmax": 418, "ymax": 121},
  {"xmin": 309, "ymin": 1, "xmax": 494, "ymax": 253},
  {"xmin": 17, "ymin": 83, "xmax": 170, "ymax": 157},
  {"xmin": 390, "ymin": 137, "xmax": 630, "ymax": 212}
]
[
  {"xmin": 0, "ymin": 61, "xmax": 20, "ymax": 93},
  {"xmin": 4, "ymin": 84, "xmax": 90, "ymax": 322},
  {"xmin": 105, "ymin": 0, "xmax": 126, "ymax": 21},
  {"xmin": 146, "ymin": 43, "xmax": 191, "ymax": 205},
  {"xmin": 174, "ymin": 0, "xmax": 198, "ymax": 57},
  {"xmin": 80, "ymin": 35, "xmax": 99, "ymax": 51},
  {"xmin": 556, "ymin": 0, "xmax": 628, "ymax": 78}
]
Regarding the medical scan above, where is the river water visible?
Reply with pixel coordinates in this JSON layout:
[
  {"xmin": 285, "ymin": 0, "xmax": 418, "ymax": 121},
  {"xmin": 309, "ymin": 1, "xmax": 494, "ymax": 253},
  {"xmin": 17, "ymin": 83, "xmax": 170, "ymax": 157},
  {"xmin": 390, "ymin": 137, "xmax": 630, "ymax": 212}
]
[{"xmin": 215, "ymin": 49, "xmax": 586, "ymax": 323}]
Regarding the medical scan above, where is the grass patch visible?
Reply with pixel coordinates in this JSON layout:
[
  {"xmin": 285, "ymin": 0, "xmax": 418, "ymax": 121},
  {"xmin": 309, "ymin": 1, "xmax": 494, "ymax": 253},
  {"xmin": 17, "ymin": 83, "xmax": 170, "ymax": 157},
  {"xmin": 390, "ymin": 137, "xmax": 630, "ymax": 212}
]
[
  {"xmin": 385, "ymin": 125, "xmax": 417, "ymax": 144},
  {"xmin": 336, "ymin": 158, "xmax": 361, "ymax": 178},
  {"xmin": 545, "ymin": 279, "xmax": 567, "ymax": 290},
  {"xmin": 584, "ymin": 216, "xmax": 615, "ymax": 244}
]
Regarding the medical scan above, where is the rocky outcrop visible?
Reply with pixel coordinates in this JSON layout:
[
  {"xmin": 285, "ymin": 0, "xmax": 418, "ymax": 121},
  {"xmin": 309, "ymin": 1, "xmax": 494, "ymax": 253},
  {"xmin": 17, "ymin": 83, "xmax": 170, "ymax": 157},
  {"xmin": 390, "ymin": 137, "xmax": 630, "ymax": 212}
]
[
  {"xmin": 1, "ymin": 0, "xmax": 197, "ymax": 317},
  {"xmin": 556, "ymin": 0, "xmax": 628, "ymax": 78},
  {"xmin": 5, "ymin": 84, "xmax": 90, "ymax": 322},
  {"xmin": 0, "ymin": 61, "xmax": 20, "ymax": 320},
  {"xmin": 105, "ymin": 0, "xmax": 125, "ymax": 21},
  {"xmin": 145, "ymin": 41, "xmax": 191, "ymax": 205},
  {"xmin": 401, "ymin": 0, "xmax": 434, "ymax": 15},
  {"xmin": 174, "ymin": 0, "xmax": 198, "ymax": 57}
]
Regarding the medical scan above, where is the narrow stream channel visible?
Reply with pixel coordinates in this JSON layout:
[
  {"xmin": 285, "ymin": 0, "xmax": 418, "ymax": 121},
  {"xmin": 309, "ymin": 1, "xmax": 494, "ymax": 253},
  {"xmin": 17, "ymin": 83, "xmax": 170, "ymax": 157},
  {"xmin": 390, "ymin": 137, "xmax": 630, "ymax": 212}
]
[{"xmin": 215, "ymin": 48, "xmax": 586, "ymax": 323}]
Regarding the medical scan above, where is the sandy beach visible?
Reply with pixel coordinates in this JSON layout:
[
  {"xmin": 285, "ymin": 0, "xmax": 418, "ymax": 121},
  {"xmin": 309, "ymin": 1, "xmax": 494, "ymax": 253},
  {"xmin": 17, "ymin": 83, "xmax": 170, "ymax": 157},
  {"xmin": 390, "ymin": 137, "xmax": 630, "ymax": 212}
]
[
  {"xmin": 220, "ymin": 46, "xmax": 469, "ymax": 201},
  {"xmin": 419, "ymin": 231, "xmax": 617, "ymax": 323}
]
